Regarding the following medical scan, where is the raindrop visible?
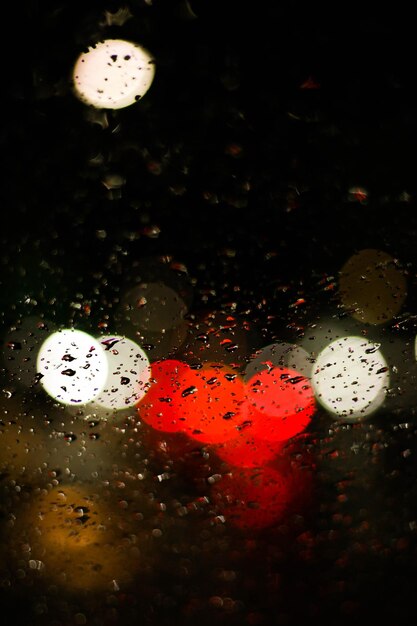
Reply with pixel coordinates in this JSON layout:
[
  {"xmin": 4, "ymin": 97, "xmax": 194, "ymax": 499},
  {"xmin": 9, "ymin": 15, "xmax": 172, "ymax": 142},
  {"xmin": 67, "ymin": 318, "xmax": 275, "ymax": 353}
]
[
  {"xmin": 365, "ymin": 344, "xmax": 381, "ymax": 354},
  {"xmin": 61, "ymin": 369, "xmax": 76, "ymax": 376},
  {"xmin": 288, "ymin": 375, "xmax": 305, "ymax": 385},
  {"xmin": 182, "ymin": 385, "xmax": 197, "ymax": 397},
  {"xmin": 64, "ymin": 433, "xmax": 77, "ymax": 442},
  {"xmin": 6, "ymin": 342, "xmax": 21, "ymax": 350},
  {"xmin": 101, "ymin": 337, "xmax": 120, "ymax": 350}
]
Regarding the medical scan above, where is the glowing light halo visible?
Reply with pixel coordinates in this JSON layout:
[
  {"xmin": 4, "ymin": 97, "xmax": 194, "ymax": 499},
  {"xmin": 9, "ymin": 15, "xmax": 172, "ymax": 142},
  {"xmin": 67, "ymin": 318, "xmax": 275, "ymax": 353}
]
[
  {"xmin": 299, "ymin": 315, "xmax": 364, "ymax": 361},
  {"xmin": 244, "ymin": 341, "xmax": 313, "ymax": 381},
  {"xmin": 36, "ymin": 329, "xmax": 108, "ymax": 405},
  {"xmin": 94, "ymin": 335, "xmax": 151, "ymax": 410},
  {"xmin": 213, "ymin": 431, "xmax": 284, "ymax": 468},
  {"xmin": 178, "ymin": 363, "xmax": 248, "ymax": 444},
  {"xmin": 13, "ymin": 485, "xmax": 139, "ymax": 591},
  {"xmin": 311, "ymin": 335, "xmax": 389, "ymax": 420},
  {"xmin": 139, "ymin": 360, "xmax": 248, "ymax": 443},
  {"xmin": 138, "ymin": 358, "xmax": 192, "ymax": 432},
  {"xmin": 73, "ymin": 39, "xmax": 155, "ymax": 109},
  {"xmin": 338, "ymin": 248, "xmax": 407, "ymax": 325},
  {"xmin": 116, "ymin": 277, "xmax": 190, "ymax": 360},
  {"xmin": 245, "ymin": 366, "xmax": 316, "ymax": 442}
]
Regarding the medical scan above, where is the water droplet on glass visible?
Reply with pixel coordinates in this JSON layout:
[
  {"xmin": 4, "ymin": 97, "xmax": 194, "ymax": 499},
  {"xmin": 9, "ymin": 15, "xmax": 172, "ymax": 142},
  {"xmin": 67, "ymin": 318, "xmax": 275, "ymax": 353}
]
[
  {"xmin": 182, "ymin": 385, "xmax": 197, "ymax": 397},
  {"xmin": 61, "ymin": 368, "xmax": 76, "ymax": 376}
]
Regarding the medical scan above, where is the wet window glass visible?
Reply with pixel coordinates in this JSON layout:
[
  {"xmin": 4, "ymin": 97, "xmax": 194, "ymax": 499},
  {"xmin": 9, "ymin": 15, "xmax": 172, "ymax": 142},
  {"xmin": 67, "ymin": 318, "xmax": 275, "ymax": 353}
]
[{"xmin": 2, "ymin": 3, "xmax": 417, "ymax": 625}]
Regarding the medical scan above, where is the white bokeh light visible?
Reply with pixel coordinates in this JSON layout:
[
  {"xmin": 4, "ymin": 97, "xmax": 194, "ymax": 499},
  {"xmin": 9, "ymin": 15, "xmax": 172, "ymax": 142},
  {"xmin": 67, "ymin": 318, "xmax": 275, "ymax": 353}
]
[
  {"xmin": 73, "ymin": 39, "xmax": 155, "ymax": 109},
  {"xmin": 37, "ymin": 329, "xmax": 108, "ymax": 405},
  {"xmin": 244, "ymin": 341, "xmax": 313, "ymax": 381},
  {"xmin": 94, "ymin": 336, "xmax": 151, "ymax": 410},
  {"xmin": 311, "ymin": 336, "xmax": 389, "ymax": 421}
]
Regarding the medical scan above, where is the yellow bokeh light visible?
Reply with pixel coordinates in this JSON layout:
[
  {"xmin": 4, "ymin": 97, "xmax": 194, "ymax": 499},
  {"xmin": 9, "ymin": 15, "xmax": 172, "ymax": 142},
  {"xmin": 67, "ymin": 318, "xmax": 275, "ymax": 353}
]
[
  {"xmin": 338, "ymin": 248, "xmax": 407, "ymax": 325},
  {"xmin": 9, "ymin": 485, "xmax": 140, "ymax": 591}
]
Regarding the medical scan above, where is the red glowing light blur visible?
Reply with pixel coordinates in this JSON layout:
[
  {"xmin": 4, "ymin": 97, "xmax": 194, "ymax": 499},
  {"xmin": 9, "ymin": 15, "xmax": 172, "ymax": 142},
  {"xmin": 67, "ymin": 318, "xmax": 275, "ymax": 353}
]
[
  {"xmin": 210, "ymin": 466, "xmax": 291, "ymax": 530},
  {"xmin": 138, "ymin": 359, "xmax": 191, "ymax": 432},
  {"xmin": 213, "ymin": 430, "xmax": 284, "ymax": 468},
  {"xmin": 245, "ymin": 366, "xmax": 315, "ymax": 442},
  {"xmin": 139, "ymin": 361, "xmax": 314, "ymax": 452},
  {"xmin": 179, "ymin": 364, "xmax": 248, "ymax": 444}
]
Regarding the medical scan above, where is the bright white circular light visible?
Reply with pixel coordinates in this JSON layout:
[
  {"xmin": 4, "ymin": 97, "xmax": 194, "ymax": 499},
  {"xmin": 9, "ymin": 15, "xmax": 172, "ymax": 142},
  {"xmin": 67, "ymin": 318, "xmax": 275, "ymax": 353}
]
[
  {"xmin": 37, "ymin": 329, "xmax": 108, "ymax": 405},
  {"xmin": 94, "ymin": 336, "xmax": 151, "ymax": 410},
  {"xmin": 311, "ymin": 336, "xmax": 389, "ymax": 421},
  {"xmin": 73, "ymin": 39, "xmax": 155, "ymax": 109},
  {"xmin": 244, "ymin": 341, "xmax": 313, "ymax": 381}
]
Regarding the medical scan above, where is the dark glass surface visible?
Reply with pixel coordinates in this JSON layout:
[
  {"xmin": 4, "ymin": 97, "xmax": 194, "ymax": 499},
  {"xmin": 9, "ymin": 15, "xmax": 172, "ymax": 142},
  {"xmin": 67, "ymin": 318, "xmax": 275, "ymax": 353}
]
[{"xmin": 2, "ymin": 3, "xmax": 417, "ymax": 625}]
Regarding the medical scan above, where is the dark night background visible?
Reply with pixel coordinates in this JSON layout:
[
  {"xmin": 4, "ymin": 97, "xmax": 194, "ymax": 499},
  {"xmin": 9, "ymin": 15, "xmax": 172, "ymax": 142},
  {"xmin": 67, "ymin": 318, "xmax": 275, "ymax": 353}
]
[
  {"xmin": 2, "ymin": 2, "xmax": 417, "ymax": 625},
  {"xmin": 3, "ymin": 1, "xmax": 417, "ymax": 348}
]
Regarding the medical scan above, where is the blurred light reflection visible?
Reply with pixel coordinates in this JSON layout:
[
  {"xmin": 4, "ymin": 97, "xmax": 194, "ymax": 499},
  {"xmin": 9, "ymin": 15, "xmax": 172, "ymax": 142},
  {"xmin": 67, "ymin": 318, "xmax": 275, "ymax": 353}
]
[
  {"xmin": 244, "ymin": 341, "xmax": 313, "ymax": 380},
  {"xmin": 338, "ymin": 248, "xmax": 407, "ymax": 325},
  {"xmin": 72, "ymin": 39, "xmax": 155, "ymax": 109},
  {"xmin": 214, "ymin": 432, "xmax": 284, "ymax": 468},
  {"xmin": 10, "ymin": 485, "xmax": 140, "ymax": 591},
  {"xmin": 245, "ymin": 366, "xmax": 316, "ymax": 442},
  {"xmin": 94, "ymin": 335, "xmax": 150, "ymax": 410},
  {"xmin": 116, "ymin": 272, "xmax": 190, "ymax": 359},
  {"xmin": 37, "ymin": 329, "xmax": 108, "ymax": 405},
  {"xmin": 178, "ymin": 363, "xmax": 248, "ymax": 444},
  {"xmin": 311, "ymin": 336, "xmax": 389, "ymax": 421},
  {"xmin": 138, "ymin": 358, "xmax": 192, "ymax": 432}
]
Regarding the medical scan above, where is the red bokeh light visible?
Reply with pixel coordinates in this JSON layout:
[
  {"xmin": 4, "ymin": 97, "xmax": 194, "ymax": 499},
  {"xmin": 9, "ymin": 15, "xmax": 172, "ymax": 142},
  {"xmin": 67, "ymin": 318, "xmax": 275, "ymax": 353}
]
[
  {"xmin": 245, "ymin": 366, "xmax": 315, "ymax": 442},
  {"xmin": 179, "ymin": 364, "xmax": 248, "ymax": 444},
  {"xmin": 138, "ymin": 359, "xmax": 191, "ymax": 432},
  {"xmin": 138, "ymin": 361, "xmax": 315, "ymax": 457}
]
